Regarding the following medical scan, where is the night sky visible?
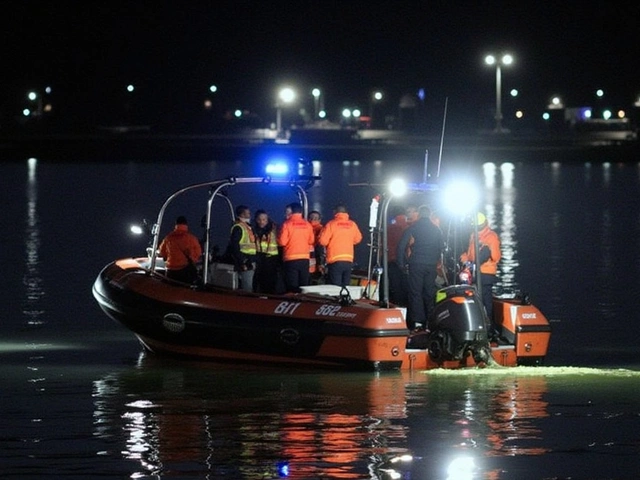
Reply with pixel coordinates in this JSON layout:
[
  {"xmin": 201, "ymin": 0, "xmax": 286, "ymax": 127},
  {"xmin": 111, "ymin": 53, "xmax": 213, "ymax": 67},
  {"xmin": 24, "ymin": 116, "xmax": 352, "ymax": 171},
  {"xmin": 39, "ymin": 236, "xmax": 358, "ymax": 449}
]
[{"xmin": 3, "ymin": 1, "xmax": 638, "ymax": 131}]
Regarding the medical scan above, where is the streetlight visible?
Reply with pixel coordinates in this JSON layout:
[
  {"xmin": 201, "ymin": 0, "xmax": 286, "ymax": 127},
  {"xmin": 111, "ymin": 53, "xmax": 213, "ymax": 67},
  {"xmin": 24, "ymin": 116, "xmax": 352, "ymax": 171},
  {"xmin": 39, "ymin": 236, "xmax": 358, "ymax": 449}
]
[
  {"xmin": 311, "ymin": 88, "xmax": 321, "ymax": 119},
  {"xmin": 204, "ymin": 84, "xmax": 218, "ymax": 110},
  {"xmin": 276, "ymin": 87, "xmax": 296, "ymax": 135},
  {"xmin": 369, "ymin": 90, "xmax": 383, "ymax": 124},
  {"xmin": 484, "ymin": 53, "xmax": 513, "ymax": 133},
  {"xmin": 27, "ymin": 91, "xmax": 43, "ymax": 116}
]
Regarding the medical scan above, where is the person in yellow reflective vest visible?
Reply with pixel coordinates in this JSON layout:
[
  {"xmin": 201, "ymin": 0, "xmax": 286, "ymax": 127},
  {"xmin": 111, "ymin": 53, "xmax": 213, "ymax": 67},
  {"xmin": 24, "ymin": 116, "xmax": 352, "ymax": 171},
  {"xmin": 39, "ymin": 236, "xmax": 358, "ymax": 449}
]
[
  {"xmin": 225, "ymin": 205, "xmax": 257, "ymax": 291},
  {"xmin": 253, "ymin": 209, "xmax": 282, "ymax": 294}
]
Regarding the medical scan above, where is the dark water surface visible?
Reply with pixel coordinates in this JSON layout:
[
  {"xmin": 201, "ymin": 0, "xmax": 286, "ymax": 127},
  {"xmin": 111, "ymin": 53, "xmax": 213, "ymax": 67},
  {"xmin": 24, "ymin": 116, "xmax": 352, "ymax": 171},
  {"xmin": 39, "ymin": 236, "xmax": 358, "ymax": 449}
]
[{"xmin": 2, "ymin": 150, "xmax": 640, "ymax": 479}]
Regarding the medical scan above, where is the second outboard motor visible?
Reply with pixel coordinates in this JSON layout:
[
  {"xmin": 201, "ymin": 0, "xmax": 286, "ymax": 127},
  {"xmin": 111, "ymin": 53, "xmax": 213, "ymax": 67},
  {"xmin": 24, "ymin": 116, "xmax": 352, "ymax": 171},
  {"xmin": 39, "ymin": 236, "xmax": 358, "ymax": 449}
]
[{"xmin": 427, "ymin": 285, "xmax": 492, "ymax": 365}]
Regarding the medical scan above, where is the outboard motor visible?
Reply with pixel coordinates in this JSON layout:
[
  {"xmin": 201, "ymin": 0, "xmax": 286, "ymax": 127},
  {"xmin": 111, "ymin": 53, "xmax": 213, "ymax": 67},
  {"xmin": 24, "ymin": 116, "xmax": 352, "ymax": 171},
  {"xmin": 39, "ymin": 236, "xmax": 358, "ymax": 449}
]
[{"xmin": 427, "ymin": 285, "xmax": 492, "ymax": 365}]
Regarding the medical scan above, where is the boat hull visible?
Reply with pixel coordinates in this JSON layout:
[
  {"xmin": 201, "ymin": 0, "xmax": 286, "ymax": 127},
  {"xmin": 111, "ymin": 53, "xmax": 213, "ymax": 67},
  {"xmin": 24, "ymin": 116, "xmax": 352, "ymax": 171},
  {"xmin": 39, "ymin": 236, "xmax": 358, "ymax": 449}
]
[
  {"xmin": 93, "ymin": 259, "xmax": 410, "ymax": 371},
  {"xmin": 93, "ymin": 258, "xmax": 551, "ymax": 370}
]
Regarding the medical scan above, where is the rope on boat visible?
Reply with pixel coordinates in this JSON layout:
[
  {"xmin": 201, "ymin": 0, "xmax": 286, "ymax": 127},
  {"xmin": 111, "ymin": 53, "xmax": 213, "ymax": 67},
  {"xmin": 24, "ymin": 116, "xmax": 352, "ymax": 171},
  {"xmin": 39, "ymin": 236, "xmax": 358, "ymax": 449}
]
[{"xmin": 338, "ymin": 286, "xmax": 356, "ymax": 306}]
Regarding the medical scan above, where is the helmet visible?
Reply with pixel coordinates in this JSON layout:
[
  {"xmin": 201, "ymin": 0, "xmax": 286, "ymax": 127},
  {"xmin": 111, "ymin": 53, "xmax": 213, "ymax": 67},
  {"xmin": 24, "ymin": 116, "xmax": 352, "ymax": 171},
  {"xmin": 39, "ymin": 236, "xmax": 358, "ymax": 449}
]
[{"xmin": 474, "ymin": 212, "xmax": 487, "ymax": 227}]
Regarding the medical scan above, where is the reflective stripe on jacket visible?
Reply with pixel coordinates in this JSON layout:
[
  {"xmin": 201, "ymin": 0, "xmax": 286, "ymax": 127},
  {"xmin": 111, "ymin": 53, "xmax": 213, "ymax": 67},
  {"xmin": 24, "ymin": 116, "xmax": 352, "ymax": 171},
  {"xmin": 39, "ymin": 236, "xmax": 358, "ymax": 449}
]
[
  {"xmin": 277, "ymin": 213, "xmax": 315, "ymax": 261},
  {"xmin": 257, "ymin": 229, "xmax": 279, "ymax": 256},
  {"xmin": 232, "ymin": 221, "xmax": 257, "ymax": 255},
  {"xmin": 318, "ymin": 212, "xmax": 363, "ymax": 264}
]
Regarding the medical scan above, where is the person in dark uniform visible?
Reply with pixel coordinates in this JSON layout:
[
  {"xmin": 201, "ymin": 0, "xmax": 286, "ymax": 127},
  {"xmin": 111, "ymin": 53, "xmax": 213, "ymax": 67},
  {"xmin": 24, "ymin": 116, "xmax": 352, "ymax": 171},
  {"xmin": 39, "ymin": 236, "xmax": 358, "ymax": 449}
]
[{"xmin": 396, "ymin": 205, "xmax": 444, "ymax": 330}]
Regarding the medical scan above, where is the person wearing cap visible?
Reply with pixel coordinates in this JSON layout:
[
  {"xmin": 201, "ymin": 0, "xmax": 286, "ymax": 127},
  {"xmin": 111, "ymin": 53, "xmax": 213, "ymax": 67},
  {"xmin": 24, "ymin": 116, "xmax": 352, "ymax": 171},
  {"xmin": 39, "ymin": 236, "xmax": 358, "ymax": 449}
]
[
  {"xmin": 396, "ymin": 205, "xmax": 444, "ymax": 330},
  {"xmin": 460, "ymin": 212, "xmax": 502, "ymax": 325},
  {"xmin": 159, "ymin": 215, "xmax": 202, "ymax": 284}
]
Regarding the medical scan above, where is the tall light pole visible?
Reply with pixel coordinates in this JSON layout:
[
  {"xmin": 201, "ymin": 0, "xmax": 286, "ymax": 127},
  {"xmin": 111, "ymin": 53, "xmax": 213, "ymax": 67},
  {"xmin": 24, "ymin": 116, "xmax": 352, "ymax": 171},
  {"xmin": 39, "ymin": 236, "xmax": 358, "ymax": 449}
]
[
  {"xmin": 276, "ymin": 87, "xmax": 296, "ymax": 135},
  {"xmin": 311, "ymin": 88, "xmax": 321, "ymax": 119},
  {"xmin": 485, "ymin": 53, "xmax": 513, "ymax": 133},
  {"xmin": 369, "ymin": 90, "xmax": 383, "ymax": 124}
]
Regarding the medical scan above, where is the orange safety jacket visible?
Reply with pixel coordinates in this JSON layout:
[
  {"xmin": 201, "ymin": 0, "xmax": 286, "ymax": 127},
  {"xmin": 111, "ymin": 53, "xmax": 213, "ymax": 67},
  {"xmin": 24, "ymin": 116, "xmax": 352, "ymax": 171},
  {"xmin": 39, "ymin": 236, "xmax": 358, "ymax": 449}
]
[
  {"xmin": 159, "ymin": 224, "xmax": 202, "ymax": 270},
  {"xmin": 318, "ymin": 212, "xmax": 363, "ymax": 264},
  {"xmin": 460, "ymin": 225, "xmax": 501, "ymax": 275},
  {"xmin": 277, "ymin": 213, "xmax": 315, "ymax": 261},
  {"xmin": 309, "ymin": 220, "xmax": 324, "ymax": 272}
]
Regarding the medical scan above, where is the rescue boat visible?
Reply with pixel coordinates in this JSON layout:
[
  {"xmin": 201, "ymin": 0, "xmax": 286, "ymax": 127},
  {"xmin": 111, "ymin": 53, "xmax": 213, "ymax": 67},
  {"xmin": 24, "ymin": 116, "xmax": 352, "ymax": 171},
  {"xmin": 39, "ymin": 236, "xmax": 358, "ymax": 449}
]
[{"xmin": 92, "ymin": 173, "xmax": 551, "ymax": 370}]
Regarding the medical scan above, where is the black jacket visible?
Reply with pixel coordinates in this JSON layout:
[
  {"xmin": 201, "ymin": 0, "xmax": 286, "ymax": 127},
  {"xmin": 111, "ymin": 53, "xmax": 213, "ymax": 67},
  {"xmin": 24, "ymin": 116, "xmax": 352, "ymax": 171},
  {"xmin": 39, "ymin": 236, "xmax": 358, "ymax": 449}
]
[{"xmin": 396, "ymin": 217, "xmax": 444, "ymax": 266}]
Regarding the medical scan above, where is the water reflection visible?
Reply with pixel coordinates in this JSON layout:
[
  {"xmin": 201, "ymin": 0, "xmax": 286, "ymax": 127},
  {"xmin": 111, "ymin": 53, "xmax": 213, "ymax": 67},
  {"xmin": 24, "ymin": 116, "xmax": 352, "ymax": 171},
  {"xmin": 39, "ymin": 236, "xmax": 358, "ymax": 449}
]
[
  {"xmin": 23, "ymin": 157, "xmax": 45, "ymax": 327},
  {"xmin": 92, "ymin": 355, "xmax": 559, "ymax": 479},
  {"xmin": 481, "ymin": 162, "xmax": 518, "ymax": 291}
]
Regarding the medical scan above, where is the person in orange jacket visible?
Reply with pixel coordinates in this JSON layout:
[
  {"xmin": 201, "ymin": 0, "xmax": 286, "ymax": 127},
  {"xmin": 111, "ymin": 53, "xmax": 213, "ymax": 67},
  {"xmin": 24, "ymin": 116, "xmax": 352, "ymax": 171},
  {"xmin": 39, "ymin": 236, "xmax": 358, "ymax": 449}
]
[
  {"xmin": 318, "ymin": 203, "xmax": 363, "ymax": 287},
  {"xmin": 277, "ymin": 202, "xmax": 315, "ymax": 292},
  {"xmin": 159, "ymin": 215, "xmax": 202, "ymax": 284},
  {"xmin": 460, "ymin": 212, "xmax": 502, "ymax": 323},
  {"xmin": 307, "ymin": 210, "xmax": 325, "ymax": 278},
  {"xmin": 386, "ymin": 205, "xmax": 409, "ymax": 305}
]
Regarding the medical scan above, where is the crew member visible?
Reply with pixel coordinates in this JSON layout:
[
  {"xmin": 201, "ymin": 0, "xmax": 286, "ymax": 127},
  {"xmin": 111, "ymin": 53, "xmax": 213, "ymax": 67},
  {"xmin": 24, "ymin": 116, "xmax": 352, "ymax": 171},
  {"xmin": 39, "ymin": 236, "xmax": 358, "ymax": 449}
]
[
  {"xmin": 318, "ymin": 203, "xmax": 363, "ymax": 287},
  {"xmin": 225, "ymin": 205, "xmax": 257, "ymax": 291},
  {"xmin": 277, "ymin": 202, "xmax": 315, "ymax": 292},
  {"xmin": 159, "ymin": 215, "xmax": 202, "ymax": 285},
  {"xmin": 386, "ymin": 205, "xmax": 409, "ymax": 305},
  {"xmin": 397, "ymin": 205, "xmax": 444, "ymax": 330},
  {"xmin": 307, "ymin": 210, "xmax": 325, "ymax": 279},
  {"xmin": 460, "ymin": 212, "xmax": 501, "ymax": 325},
  {"xmin": 253, "ymin": 209, "xmax": 281, "ymax": 294}
]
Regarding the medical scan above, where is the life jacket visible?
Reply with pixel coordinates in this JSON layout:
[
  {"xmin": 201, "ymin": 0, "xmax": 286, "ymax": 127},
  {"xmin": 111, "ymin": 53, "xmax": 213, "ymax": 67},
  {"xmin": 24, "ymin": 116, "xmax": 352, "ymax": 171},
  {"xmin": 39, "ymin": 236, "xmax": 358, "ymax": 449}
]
[
  {"xmin": 256, "ymin": 227, "xmax": 279, "ymax": 257},
  {"xmin": 232, "ymin": 220, "xmax": 257, "ymax": 255}
]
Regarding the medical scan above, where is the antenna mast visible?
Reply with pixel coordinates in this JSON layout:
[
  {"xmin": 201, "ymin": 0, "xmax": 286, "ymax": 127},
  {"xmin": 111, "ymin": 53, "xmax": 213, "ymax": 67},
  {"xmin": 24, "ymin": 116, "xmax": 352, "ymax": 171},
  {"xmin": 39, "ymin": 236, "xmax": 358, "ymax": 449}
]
[{"xmin": 437, "ymin": 97, "xmax": 449, "ymax": 179}]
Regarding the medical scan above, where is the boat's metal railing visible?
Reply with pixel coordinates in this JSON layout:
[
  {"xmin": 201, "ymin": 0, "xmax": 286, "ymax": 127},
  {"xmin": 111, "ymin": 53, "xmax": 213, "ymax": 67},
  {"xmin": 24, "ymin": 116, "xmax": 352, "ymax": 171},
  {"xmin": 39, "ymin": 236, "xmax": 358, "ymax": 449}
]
[{"xmin": 148, "ymin": 175, "xmax": 320, "ymax": 283}]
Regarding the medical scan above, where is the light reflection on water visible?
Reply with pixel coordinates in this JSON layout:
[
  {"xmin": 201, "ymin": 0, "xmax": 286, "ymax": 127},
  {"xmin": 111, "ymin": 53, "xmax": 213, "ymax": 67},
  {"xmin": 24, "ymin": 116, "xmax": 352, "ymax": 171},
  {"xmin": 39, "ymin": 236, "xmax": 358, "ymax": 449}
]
[
  {"xmin": 23, "ymin": 157, "xmax": 45, "ymax": 327},
  {"xmin": 482, "ymin": 162, "xmax": 518, "ymax": 291},
  {"xmin": 86, "ymin": 356, "xmax": 640, "ymax": 480}
]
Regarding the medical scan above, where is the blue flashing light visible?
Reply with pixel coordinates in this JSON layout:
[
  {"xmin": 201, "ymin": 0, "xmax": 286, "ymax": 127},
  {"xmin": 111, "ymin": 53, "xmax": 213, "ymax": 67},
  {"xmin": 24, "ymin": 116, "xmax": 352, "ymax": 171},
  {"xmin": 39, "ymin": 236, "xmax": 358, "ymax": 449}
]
[
  {"xmin": 277, "ymin": 461, "xmax": 290, "ymax": 477},
  {"xmin": 265, "ymin": 160, "xmax": 290, "ymax": 177},
  {"xmin": 406, "ymin": 182, "xmax": 439, "ymax": 192}
]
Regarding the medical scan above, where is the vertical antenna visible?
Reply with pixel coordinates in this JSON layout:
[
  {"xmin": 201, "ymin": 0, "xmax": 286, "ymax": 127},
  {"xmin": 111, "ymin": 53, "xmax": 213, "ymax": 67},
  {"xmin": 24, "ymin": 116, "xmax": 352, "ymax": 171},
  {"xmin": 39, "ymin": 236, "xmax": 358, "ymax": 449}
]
[
  {"xmin": 437, "ymin": 97, "xmax": 449, "ymax": 179},
  {"xmin": 422, "ymin": 149, "xmax": 428, "ymax": 184}
]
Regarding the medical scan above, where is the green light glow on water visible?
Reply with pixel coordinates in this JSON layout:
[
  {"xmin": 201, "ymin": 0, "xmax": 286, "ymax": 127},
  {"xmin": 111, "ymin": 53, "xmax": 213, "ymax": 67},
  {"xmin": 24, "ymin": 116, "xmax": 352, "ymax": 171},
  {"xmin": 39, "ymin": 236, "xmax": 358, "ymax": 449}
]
[
  {"xmin": 0, "ymin": 342, "xmax": 88, "ymax": 353},
  {"xmin": 424, "ymin": 365, "xmax": 640, "ymax": 377}
]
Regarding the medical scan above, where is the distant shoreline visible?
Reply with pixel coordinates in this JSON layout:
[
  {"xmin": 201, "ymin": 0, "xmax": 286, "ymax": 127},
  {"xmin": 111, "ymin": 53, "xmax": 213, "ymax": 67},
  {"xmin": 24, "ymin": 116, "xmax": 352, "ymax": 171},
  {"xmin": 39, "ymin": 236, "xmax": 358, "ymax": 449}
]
[{"xmin": 1, "ymin": 129, "xmax": 638, "ymax": 163}]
